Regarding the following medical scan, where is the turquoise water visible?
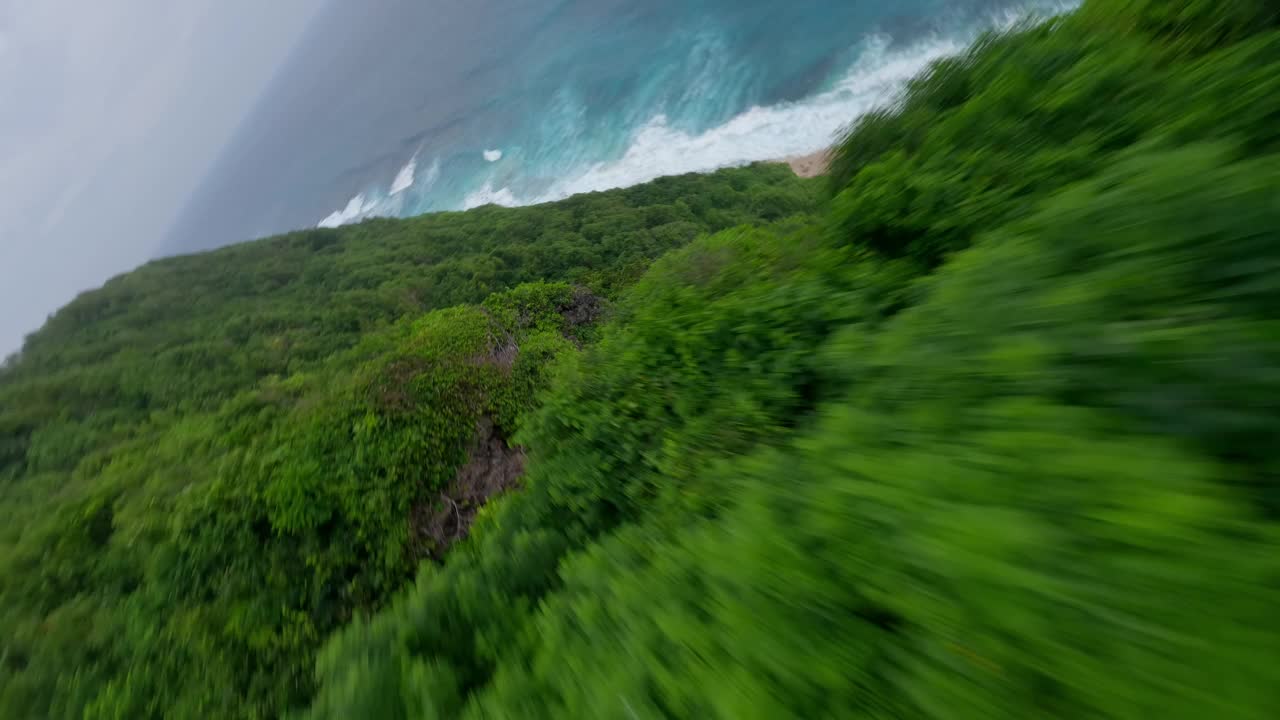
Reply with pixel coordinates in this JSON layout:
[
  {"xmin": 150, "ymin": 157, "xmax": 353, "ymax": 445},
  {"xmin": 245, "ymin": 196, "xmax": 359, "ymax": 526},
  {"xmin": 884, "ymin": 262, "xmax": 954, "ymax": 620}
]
[{"xmin": 164, "ymin": 0, "xmax": 1075, "ymax": 253}]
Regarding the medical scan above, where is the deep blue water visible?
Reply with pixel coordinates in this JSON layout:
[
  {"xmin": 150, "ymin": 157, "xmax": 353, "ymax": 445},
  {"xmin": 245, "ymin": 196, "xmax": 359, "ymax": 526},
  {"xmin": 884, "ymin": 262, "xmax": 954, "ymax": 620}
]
[{"xmin": 162, "ymin": 0, "xmax": 1074, "ymax": 254}]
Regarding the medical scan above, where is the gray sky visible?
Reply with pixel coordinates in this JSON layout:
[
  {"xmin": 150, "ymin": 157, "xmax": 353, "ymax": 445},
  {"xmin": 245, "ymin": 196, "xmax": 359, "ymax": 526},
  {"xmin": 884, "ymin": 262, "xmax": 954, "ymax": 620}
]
[{"xmin": 0, "ymin": 0, "xmax": 328, "ymax": 357}]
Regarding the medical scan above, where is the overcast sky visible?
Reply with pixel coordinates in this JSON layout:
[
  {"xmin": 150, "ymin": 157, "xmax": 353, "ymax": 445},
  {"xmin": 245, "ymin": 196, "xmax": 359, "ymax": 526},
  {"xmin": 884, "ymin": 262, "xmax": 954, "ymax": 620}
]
[{"xmin": 0, "ymin": 0, "xmax": 329, "ymax": 357}]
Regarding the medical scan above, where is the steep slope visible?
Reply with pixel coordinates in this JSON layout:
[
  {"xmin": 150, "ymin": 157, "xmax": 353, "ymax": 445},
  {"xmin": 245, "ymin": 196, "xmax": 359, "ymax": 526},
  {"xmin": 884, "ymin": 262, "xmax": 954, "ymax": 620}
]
[
  {"xmin": 3, "ymin": 0, "xmax": 1280, "ymax": 717},
  {"xmin": 303, "ymin": 1, "xmax": 1280, "ymax": 718},
  {"xmin": 0, "ymin": 166, "xmax": 821, "ymax": 718}
]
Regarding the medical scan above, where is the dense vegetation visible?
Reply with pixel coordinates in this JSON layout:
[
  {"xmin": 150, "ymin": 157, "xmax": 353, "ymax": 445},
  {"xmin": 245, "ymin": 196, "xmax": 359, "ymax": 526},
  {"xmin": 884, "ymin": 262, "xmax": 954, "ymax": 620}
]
[
  {"xmin": 0, "ymin": 167, "xmax": 821, "ymax": 717},
  {"xmin": 3, "ymin": 0, "xmax": 1280, "ymax": 717}
]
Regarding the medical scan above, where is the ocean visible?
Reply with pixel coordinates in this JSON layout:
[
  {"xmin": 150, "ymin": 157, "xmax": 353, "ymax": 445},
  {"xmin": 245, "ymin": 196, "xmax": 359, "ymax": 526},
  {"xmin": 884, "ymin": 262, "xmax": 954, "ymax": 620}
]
[{"xmin": 162, "ymin": 0, "xmax": 1075, "ymax": 255}]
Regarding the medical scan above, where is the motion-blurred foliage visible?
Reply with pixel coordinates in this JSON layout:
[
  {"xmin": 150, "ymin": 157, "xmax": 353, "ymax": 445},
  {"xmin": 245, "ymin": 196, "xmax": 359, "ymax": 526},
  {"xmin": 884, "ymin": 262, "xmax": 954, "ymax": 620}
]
[
  {"xmin": 3, "ymin": 0, "xmax": 1279, "ymax": 717},
  {"xmin": 0, "ymin": 166, "xmax": 820, "ymax": 717},
  {"xmin": 306, "ymin": 1, "xmax": 1280, "ymax": 718}
]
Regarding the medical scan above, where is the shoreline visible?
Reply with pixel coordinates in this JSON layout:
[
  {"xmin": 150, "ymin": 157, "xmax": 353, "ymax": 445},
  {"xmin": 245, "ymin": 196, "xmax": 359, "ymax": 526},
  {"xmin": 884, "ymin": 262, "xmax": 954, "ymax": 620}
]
[{"xmin": 781, "ymin": 149, "xmax": 831, "ymax": 178}]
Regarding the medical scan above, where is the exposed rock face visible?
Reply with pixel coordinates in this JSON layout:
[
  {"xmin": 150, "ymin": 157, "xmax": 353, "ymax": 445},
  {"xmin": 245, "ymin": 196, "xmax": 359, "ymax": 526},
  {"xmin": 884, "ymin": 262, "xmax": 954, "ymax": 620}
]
[
  {"xmin": 559, "ymin": 286, "xmax": 604, "ymax": 329},
  {"xmin": 410, "ymin": 417, "xmax": 526, "ymax": 560},
  {"xmin": 409, "ymin": 285, "xmax": 604, "ymax": 559},
  {"xmin": 558, "ymin": 286, "xmax": 604, "ymax": 344}
]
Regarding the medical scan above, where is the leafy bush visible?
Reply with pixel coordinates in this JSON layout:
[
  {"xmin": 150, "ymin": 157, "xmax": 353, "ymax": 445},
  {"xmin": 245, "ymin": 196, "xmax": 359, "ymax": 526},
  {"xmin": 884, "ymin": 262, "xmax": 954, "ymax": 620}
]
[
  {"xmin": 0, "ymin": 169, "xmax": 821, "ymax": 718},
  {"xmin": 5, "ymin": 0, "xmax": 1280, "ymax": 717},
  {"xmin": 302, "ymin": 2, "xmax": 1280, "ymax": 718}
]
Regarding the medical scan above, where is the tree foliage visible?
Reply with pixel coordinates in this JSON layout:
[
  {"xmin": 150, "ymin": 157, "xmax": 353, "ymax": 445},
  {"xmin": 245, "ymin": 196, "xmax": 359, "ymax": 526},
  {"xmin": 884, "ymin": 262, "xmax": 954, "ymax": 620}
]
[
  {"xmin": 0, "ymin": 168, "xmax": 820, "ymax": 718},
  {"xmin": 3, "ymin": 0, "xmax": 1279, "ymax": 718},
  {"xmin": 305, "ymin": 2, "xmax": 1280, "ymax": 718}
]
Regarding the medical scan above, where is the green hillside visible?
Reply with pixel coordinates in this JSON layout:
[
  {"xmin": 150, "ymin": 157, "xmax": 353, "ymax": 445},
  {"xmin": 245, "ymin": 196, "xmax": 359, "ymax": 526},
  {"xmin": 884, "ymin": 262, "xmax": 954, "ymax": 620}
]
[
  {"xmin": 0, "ymin": 167, "xmax": 822, "ymax": 717},
  {"xmin": 3, "ymin": 0, "xmax": 1280, "ymax": 717}
]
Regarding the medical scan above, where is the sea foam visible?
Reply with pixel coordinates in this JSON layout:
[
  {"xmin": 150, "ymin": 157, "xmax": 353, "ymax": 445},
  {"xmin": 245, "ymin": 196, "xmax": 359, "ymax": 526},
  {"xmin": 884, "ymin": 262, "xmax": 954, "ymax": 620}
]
[
  {"xmin": 389, "ymin": 156, "xmax": 417, "ymax": 196},
  {"xmin": 318, "ymin": 157, "xmax": 439, "ymax": 227},
  {"xmin": 505, "ymin": 0, "xmax": 1075, "ymax": 207},
  {"xmin": 463, "ymin": 182, "xmax": 518, "ymax": 210},
  {"xmin": 320, "ymin": 0, "xmax": 1077, "ymax": 223},
  {"xmin": 459, "ymin": 31, "xmax": 962, "ymax": 208},
  {"xmin": 318, "ymin": 193, "xmax": 380, "ymax": 229}
]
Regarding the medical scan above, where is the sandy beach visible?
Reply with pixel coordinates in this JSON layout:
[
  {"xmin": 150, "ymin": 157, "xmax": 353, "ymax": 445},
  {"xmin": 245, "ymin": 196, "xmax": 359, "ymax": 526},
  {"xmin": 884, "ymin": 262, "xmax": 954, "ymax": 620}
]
[{"xmin": 783, "ymin": 149, "xmax": 831, "ymax": 178}]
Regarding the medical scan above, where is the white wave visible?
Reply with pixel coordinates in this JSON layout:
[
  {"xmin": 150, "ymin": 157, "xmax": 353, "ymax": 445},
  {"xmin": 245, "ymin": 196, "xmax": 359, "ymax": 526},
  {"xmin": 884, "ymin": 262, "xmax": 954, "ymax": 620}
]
[
  {"xmin": 524, "ymin": 33, "xmax": 955, "ymax": 203},
  {"xmin": 504, "ymin": 0, "xmax": 1078, "ymax": 206},
  {"xmin": 421, "ymin": 157, "xmax": 442, "ymax": 187},
  {"xmin": 317, "ymin": 157, "xmax": 441, "ymax": 227},
  {"xmin": 322, "ymin": 0, "xmax": 1079, "ymax": 223},
  {"xmin": 319, "ymin": 193, "xmax": 380, "ymax": 228},
  {"xmin": 990, "ymin": 0, "xmax": 1079, "ymax": 30},
  {"xmin": 463, "ymin": 182, "xmax": 518, "ymax": 210},
  {"xmin": 389, "ymin": 156, "xmax": 417, "ymax": 196}
]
